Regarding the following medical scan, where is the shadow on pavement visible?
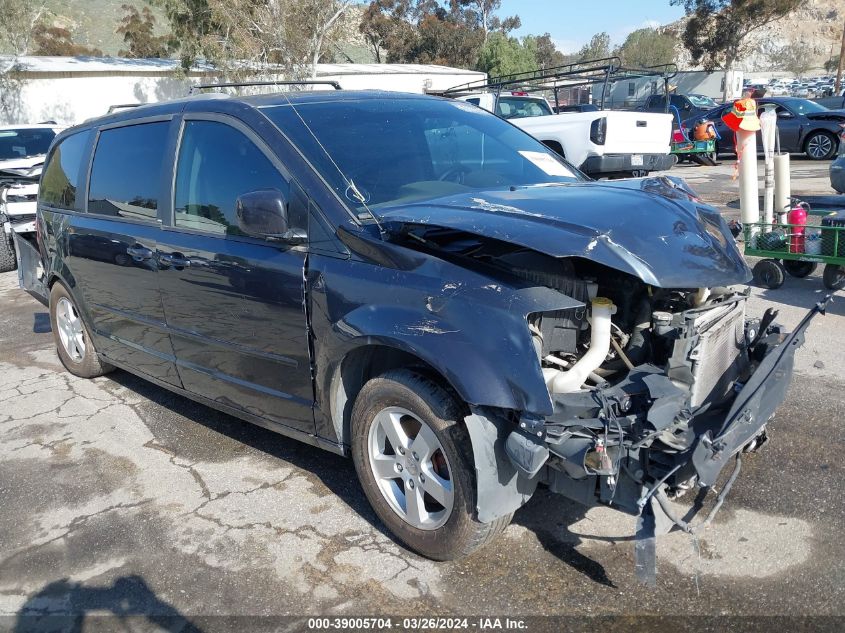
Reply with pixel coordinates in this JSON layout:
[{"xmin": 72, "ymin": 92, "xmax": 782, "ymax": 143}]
[{"xmin": 13, "ymin": 575, "xmax": 203, "ymax": 632}]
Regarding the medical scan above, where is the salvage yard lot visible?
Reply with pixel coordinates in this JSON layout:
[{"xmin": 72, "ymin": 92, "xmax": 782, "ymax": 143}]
[{"xmin": 0, "ymin": 158, "xmax": 844, "ymax": 627}]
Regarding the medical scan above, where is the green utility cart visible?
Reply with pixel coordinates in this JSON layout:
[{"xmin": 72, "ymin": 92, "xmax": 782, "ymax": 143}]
[{"xmin": 745, "ymin": 207, "xmax": 845, "ymax": 290}]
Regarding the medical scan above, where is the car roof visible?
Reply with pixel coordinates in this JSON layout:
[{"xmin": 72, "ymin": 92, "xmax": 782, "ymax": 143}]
[{"xmin": 57, "ymin": 90, "xmax": 439, "ymax": 138}]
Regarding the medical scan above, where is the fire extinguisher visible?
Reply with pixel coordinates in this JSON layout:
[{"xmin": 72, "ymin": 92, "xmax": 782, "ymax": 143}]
[{"xmin": 787, "ymin": 204, "xmax": 808, "ymax": 253}]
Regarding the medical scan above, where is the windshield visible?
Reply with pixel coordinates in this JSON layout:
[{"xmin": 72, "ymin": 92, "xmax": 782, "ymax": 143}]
[
  {"xmin": 776, "ymin": 98, "xmax": 828, "ymax": 114},
  {"xmin": 262, "ymin": 97, "xmax": 581, "ymax": 212},
  {"xmin": 0, "ymin": 128, "xmax": 56, "ymax": 161},
  {"xmin": 687, "ymin": 94, "xmax": 718, "ymax": 108}
]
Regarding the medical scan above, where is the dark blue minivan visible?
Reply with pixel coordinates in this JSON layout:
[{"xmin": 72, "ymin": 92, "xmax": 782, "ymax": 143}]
[{"xmin": 17, "ymin": 88, "xmax": 822, "ymax": 569}]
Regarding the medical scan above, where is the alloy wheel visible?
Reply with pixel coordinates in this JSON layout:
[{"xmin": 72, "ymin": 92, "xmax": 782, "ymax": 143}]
[
  {"xmin": 367, "ymin": 406, "xmax": 454, "ymax": 530},
  {"xmin": 807, "ymin": 134, "xmax": 833, "ymax": 159},
  {"xmin": 55, "ymin": 297, "xmax": 85, "ymax": 362}
]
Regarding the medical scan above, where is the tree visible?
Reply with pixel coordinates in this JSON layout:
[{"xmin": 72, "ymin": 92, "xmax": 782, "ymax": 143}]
[
  {"xmin": 152, "ymin": 0, "xmax": 352, "ymax": 78},
  {"xmin": 32, "ymin": 24, "xmax": 103, "ymax": 56},
  {"xmin": 534, "ymin": 33, "xmax": 568, "ymax": 69},
  {"xmin": 824, "ymin": 55, "xmax": 839, "ymax": 74},
  {"xmin": 616, "ymin": 27, "xmax": 675, "ymax": 68},
  {"xmin": 476, "ymin": 32, "xmax": 536, "ymax": 78},
  {"xmin": 0, "ymin": 0, "xmax": 47, "ymax": 121},
  {"xmin": 117, "ymin": 4, "xmax": 172, "ymax": 58},
  {"xmin": 773, "ymin": 42, "xmax": 813, "ymax": 78},
  {"xmin": 359, "ymin": 0, "xmax": 517, "ymax": 67},
  {"xmin": 0, "ymin": 0, "xmax": 46, "ymax": 56},
  {"xmin": 670, "ymin": 0, "xmax": 801, "ymax": 73},
  {"xmin": 578, "ymin": 32, "xmax": 610, "ymax": 61},
  {"xmin": 287, "ymin": 0, "xmax": 354, "ymax": 78}
]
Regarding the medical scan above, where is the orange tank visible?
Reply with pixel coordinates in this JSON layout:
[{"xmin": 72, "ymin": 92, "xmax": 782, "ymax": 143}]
[{"xmin": 693, "ymin": 121, "xmax": 716, "ymax": 141}]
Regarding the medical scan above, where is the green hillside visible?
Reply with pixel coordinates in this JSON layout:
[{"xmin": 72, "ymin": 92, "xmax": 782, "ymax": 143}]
[{"xmin": 43, "ymin": 0, "xmax": 168, "ymax": 56}]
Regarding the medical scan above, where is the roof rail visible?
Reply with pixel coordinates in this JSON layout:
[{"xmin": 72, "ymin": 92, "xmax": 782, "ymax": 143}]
[
  {"xmin": 107, "ymin": 104, "xmax": 143, "ymax": 113},
  {"xmin": 188, "ymin": 80, "xmax": 342, "ymax": 95}
]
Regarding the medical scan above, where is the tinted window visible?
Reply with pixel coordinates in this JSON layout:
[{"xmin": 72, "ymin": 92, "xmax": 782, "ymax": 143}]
[
  {"xmin": 174, "ymin": 120, "xmax": 290, "ymax": 236},
  {"xmin": 40, "ymin": 131, "xmax": 89, "ymax": 210},
  {"xmin": 0, "ymin": 128, "xmax": 57, "ymax": 160},
  {"xmin": 88, "ymin": 122, "xmax": 169, "ymax": 221}
]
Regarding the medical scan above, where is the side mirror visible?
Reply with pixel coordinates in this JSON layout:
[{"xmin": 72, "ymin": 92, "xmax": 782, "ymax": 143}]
[
  {"xmin": 777, "ymin": 111, "xmax": 793, "ymax": 119},
  {"xmin": 235, "ymin": 189, "xmax": 305, "ymax": 243}
]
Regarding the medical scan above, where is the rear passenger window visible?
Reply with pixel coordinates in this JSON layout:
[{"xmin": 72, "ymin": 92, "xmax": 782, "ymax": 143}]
[
  {"xmin": 40, "ymin": 131, "xmax": 89, "ymax": 210},
  {"xmin": 174, "ymin": 120, "xmax": 290, "ymax": 236},
  {"xmin": 87, "ymin": 122, "xmax": 169, "ymax": 221}
]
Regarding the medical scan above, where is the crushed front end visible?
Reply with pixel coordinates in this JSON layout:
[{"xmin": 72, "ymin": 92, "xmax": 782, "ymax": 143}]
[{"xmin": 503, "ymin": 271, "xmax": 829, "ymax": 581}]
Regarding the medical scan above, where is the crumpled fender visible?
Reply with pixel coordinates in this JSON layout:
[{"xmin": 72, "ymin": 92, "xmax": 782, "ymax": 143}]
[{"xmin": 309, "ymin": 233, "xmax": 582, "ymax": 422}]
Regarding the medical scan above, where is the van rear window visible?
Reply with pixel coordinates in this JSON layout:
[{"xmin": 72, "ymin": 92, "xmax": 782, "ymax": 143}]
[
  {"xmin": 87, "ymin": 122, "xmax": 169, "ymax": 221},
  {"xmin": 40, "ymin": 131, "xmax": 89, "ymax": 211}
]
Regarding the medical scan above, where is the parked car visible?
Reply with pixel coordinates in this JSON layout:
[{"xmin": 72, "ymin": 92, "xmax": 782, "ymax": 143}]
[
  {"xmin": 687, "ymin": 97, "xmax": 845, "ymax": 160},
  {"xmin": 16, "ymin": 90, "xmax": 824, "ymax": 569},
  {"xmin": 460, "ymin": 92, "xmax": 674, "ymax": 178},
  {"xmin": 0, "ymin": 124, "xmax": 63, "ymax": 271},
  {"xmin": 641, "ymin": 93, "xmax": 720, "ymax": 123}
]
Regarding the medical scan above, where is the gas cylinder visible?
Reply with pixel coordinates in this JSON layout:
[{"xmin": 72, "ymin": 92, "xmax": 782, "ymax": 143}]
[
  {"xmin": 787, "ymin": 205, "xmax": 808, "ymax": 253},
  {"xmin": 693, "ymin": 120, "xmax": 716, "ymax": 141}
]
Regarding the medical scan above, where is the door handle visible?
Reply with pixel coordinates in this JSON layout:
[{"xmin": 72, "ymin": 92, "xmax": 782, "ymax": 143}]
[
  {"xmin": 158, "ymin": 252, "xmax": 191, "ymax": 268},
  {"xmin": 126, "ymin": 245, "xmax": 153, "ymax": 261}
]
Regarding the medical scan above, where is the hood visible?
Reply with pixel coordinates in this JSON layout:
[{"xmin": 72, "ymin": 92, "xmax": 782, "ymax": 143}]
[
  {"xmin": 806, "ymin": 109, "xmax": 845, "ymax": 121},
  {"xmin": 378, "ymin": 177, "xmax": 751, "ymax": 289},
  {"xmin": 0, "ymin": 155, "xmax": 45, "ymax": 174}
]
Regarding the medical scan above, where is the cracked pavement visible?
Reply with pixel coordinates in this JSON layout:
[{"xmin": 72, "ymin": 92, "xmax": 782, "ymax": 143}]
[{"xmin": 0, "ymin": 160, "xmax": 844, "ymax": 627}]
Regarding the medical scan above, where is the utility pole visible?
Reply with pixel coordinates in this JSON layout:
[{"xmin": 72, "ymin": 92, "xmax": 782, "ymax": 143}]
[{"xmin": 836, "ymin": 16, "xmax": 845, "ymax": 95}]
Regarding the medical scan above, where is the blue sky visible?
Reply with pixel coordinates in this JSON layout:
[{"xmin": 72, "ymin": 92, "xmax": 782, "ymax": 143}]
[{"xmin": 499, "ymin": 0, "xmax": 687, "ymax": 53}]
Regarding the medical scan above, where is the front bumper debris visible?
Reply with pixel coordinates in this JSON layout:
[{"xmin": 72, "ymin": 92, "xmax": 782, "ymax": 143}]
[{"xmin": 504, "ymin": 295, "xmax": 830, "ymax": 582}]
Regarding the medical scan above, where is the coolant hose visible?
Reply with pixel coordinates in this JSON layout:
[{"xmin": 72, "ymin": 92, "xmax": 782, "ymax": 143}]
[{"xmin": 545, "ymin": 297, "xmax": 616, "ymax": 394}]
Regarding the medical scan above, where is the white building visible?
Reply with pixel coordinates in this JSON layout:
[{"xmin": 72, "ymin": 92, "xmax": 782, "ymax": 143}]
[{"xmin": 0, "ymin": 56, "xmax": 486, "ymax": 126}]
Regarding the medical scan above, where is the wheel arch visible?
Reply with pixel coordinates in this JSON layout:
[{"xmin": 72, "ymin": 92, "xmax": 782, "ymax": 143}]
[
  {"xmin": 541, "ymin": 139, "xmax": 566, "ymax": 158},
  {"xmin": 329, "ymin": 342, "xmax": 466, "ymax": 449}
]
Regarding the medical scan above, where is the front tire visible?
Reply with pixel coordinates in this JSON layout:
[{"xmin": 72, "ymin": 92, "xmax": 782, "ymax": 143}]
[
  {"xmin": 351, "ymin": 370, "xmax": 511, "ymax": 561},
  {"xmin": 49, "ymin": 282, "xmax": 113, "ymax": 378},
  {"xmin": 0, "ymin": 233, "xmax": 16, "ymax": 273},
  {"xmin": 804, "ymin": 131, "xmax": 837, "ymax": 160},
  {"xmin": 753, "ymin": 259, "xmax": 785, "ymax": 289}
]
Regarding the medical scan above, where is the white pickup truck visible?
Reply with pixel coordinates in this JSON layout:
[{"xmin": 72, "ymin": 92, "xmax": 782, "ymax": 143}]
[{"xmin": 458, "ymin": 93, "xmax": 674, "ymax": 178}]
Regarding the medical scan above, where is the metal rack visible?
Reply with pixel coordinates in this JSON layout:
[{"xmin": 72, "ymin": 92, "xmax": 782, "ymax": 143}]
[{"xmin": 437, "ymin": 57, "xmax": 678, "ymax": 112}]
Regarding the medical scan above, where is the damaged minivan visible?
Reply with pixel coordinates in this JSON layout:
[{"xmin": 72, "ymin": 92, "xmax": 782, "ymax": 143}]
[{"xmin": 18, "ymin": 90, "xmax": 826, "ymax": 573}]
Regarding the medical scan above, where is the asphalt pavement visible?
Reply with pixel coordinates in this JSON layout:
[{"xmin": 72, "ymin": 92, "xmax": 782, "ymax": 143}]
[{"xmin": 0, "ymin": 158, "xmax": 843, "ymax": 631}]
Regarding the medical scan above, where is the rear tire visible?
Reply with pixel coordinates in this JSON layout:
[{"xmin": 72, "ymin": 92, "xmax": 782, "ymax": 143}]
[
  {"xmin": 351, "ymin": 369, "xmax": 511, "ymax": 561},
  {"xmin": 49, "ymin": 282, "xmax": 113, "ymax": 378},
  {"xmin": 0, "ymin": 233, "xmax": 16, "ymax": 273},
  {"xmin": 822, "ymin": 264, "xmax": 845, "ymax": 290},
  {"xmin": 783, "ymin": 260, "xmax": 817, "ymax": 278}
]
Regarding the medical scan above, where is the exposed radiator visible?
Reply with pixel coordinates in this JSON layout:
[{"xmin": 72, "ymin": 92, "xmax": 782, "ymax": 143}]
[{"xmin": 686, "ymin": 300, "xmax": 747, "ymax": 408}]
